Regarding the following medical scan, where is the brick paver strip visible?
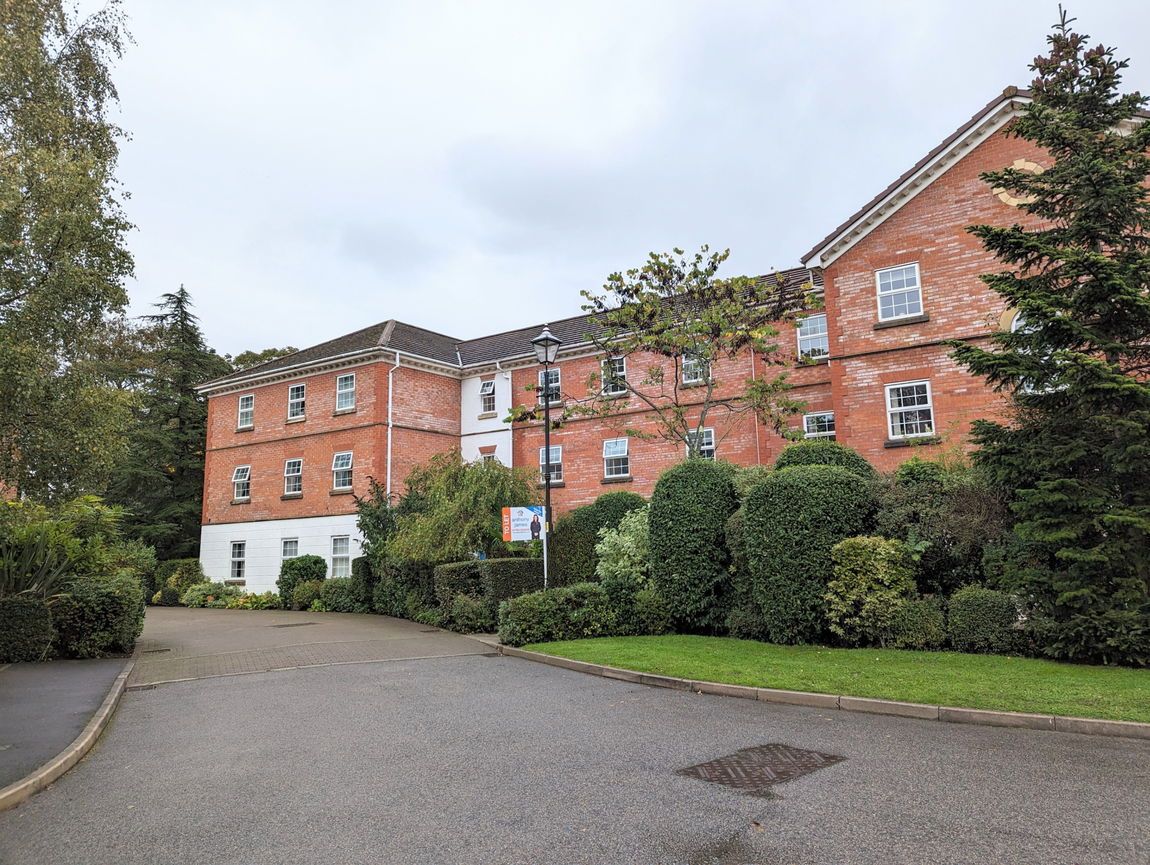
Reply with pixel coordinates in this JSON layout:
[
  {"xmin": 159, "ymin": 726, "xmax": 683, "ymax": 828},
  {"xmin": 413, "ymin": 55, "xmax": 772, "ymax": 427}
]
[{"xmin": 129, "ymin": 637, "xmax": 489, "ymax": 687}]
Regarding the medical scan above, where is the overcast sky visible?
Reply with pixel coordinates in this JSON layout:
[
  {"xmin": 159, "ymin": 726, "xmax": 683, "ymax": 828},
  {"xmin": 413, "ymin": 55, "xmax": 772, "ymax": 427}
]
[{"xmin": 110, "ymin": 1, "xmax": 1150, "ymax": 356}]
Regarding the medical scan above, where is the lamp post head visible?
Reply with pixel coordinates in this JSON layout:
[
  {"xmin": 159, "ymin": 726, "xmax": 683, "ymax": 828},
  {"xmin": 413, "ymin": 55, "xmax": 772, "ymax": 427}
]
[{"xmin": 531, "ymin": 325, "xmax": 561, "ymax": 365}]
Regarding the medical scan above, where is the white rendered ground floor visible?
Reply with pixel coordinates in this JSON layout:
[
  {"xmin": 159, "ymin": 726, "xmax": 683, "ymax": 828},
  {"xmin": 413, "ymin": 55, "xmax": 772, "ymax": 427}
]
[{"xmin": 199, "ymin": 514, "xmax": 366, "ymax": 595}]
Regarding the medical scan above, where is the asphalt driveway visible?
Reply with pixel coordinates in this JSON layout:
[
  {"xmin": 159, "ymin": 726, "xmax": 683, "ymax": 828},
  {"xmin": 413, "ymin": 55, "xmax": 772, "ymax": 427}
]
[{"xmin": 0, "ymin": 609, "xmax": 1146, "ymax": 865}]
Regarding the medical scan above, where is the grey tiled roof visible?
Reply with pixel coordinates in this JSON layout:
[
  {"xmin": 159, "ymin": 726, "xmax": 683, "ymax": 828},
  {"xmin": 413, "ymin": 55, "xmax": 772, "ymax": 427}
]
[{"xmin": 201, "ymin": 267, "xmax": 820, "ymax": 388}]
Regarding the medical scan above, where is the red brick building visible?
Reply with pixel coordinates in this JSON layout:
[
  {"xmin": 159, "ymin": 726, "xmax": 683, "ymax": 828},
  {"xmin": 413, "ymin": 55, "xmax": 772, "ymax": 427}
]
[{"xmin": 198, "ymin": 88, "xmax": 1039, "ymax": 590}]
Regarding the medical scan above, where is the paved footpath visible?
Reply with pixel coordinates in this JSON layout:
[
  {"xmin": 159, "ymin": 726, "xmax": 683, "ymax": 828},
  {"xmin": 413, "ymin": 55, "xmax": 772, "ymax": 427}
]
[{"xmin": 0, "ymin": 609, "xmax": 1147, "ymax": 865}]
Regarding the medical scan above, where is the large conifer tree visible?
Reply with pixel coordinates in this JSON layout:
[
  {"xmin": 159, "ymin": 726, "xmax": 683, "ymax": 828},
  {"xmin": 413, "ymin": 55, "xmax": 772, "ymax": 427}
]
[{"xmin": 952, "ymin": 11, "xmax": 1150, "ymax": 666}]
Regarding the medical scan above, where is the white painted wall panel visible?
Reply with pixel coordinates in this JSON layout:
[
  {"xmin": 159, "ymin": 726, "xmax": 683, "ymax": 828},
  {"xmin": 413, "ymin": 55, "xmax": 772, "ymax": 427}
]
[{"xmin": 200, "ymin": 514, "xmax": 364, "ymax": 594}]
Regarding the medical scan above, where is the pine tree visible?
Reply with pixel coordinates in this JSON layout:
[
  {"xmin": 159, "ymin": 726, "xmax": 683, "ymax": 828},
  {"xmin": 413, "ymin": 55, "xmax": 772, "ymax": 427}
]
[
  {"xmin": 951, "ymin": 10, "xmax": 1150, "ymax": 666},
  {"xmin": 108, "ymin": 288, "xmax": 230, "ymax": 559}
]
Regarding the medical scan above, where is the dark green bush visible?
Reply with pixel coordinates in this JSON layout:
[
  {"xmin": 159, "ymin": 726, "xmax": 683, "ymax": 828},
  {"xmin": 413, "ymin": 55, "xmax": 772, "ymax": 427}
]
[
  {"xmin": 291, "ymin": 579, "xmax": 326, "ymax": 612},
  {"xmin": 745, "ymin": 465, "xmax": 873, "ymax": 644},
  {"xmin": 649, "ymin": 459, "xmax": 738, "ymax": 631},
  {"xmin": 725, "ymin": 603, "xmax": 771, "ymax": 641},
  {"xmin": 482, "ymin": 558, "xmax": 544, "ymax": 606},
  {"xmin": 497, "ymin": 582, "xmax": 614, "ymax": 647},
  {"xmin": 375, "ymin": 559, "xmax": 437, "ymax": 615},
  {"xmin": 773, "ymin": 440, "xmax": 877, "ymax": 479},
  {"xmin": 158, "ymin": 558, "xmax": 206, "ymax": 594},
  {"xmin": 889, "ymin": 597, "xmax": 947, "ymax": 650},
  {"xmin": 948, "ymin": 586, "xmax": 1019, "ymax": 654},
  {"xmin": 549, "ymin": 491, "xmax": 646, "ymax": 585},
  {"xmin": 449, "ymin": 594, "xmax": 496, "ymax": 633},
  {"xmin": 633, "ymin": 588, "xmax": 671, "ymax": 636},
  {"xmin": 277, "ymin": 555, "xmax": 328, "ymax": 606},
  {"xmin": 52, "ymin": 573, "xmax": 145, "ymax": 658},
  {"xmin": 433, "ymin": 561, "xmax": 485, "ymax": 610},
  {"xmin": 0, "ymin": 595, "xmax": 56, "ymax": 662},
  {"xmin": 349, "ymin": 556, "xmax": 377, "ymax": 608},
  {"xmin": 181, "ymin": 582, "xmax": 242, "ymax": 608},
  {"xmin": 894, "ymin": 456, "xmax": 945, "ymax": 487},
  {"xmin": 372, "ymin": 577, "xmax": 405, "ymax": 618},
  {"xmin": 151, "ymin": 585, "xmax": 181, "ymax": 606},
  {"xmin": 320, "ymin": 578, "xmax": 368, "ymax": 613}
]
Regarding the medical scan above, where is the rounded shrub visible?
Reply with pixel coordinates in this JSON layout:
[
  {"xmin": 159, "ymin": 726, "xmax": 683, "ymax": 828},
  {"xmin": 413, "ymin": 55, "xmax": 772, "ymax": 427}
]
[
  {"xmin": 497, "ymin": 582, "xmax": 614, "ymax": 646},
  {"xmin": 549, "ymin": 491, "xmax": 646, "ymax": 585},
  {"xmin": 948, "ymin": 586, "xmax": 1019, "ymax": 654},
  {"xmin": 158, "ymin": 558, "xmax": 207, "ymax": 594},
  {"xmin": 889, "ymin": 597, "xmax": 947, "ymax": 650},
  {"xmin": 291, "ymin": 579, "xmax": 326, "ymax": 612},
  {"xmin": 773, "ymin": 440, "xmax": 877, "ymax": 479},
  {"xmin": 745, "ymin": 464, "xmax": 873, "ymax": 644},
  {"xmin": 0, "ymin": 595, "xmax": 56, "ymax": 662},
  {"xmin": 151, "ymin": 585, "xmax": 181, "ymax": 606},
  {"xmin": 277, "ymin": 554, "xmax": 328, "ymax": 606},
  {"xmin": 825, "ymin": 536, "xmax": 917, "ymax": 647},
  {"xmin": 52, "ymin": 573, "xmax": 145, "ymax": 658},
  {"xmin": 632, "ymin": 588, "xmax": 671, "ymax": 636},
  {"xmin": 894, "ymin": 456, "xmax": 945, "ymax": 488},
  {"xmin": 181, "ymin": 582, "xmax": 241, "ymax": 608},
  {"xmin": 320, "ymin": 578, "xmax": 368, "ymax": 613},
  {"xmin": 649, "ymin": 459, "xmax": 738, "ymax": 631},
  {"xmin": 449, "ymin": 594, "xmax": 496, "ymax": 634}
]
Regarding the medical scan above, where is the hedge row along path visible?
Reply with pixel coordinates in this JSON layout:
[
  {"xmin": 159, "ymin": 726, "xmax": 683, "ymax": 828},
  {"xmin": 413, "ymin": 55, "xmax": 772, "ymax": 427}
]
[{"xmin": 519, "ymin": 635, "xmax": 1150, "ymax": 727}]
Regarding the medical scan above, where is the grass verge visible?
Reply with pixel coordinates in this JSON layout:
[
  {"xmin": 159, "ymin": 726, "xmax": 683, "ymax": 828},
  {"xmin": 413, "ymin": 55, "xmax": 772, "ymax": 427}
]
[{"xmin": 524, "ymin": 635, "xmax": 1150, "ymax": 723}]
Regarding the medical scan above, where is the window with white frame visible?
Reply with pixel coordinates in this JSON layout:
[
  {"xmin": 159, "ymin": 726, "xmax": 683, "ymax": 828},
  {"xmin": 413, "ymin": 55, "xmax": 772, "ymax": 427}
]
[
  {"xmin": 237, "ymin": 394, "xmax": 254, "ymax": 429},
  {"xmin": 601, "ymin": 357, "xmax": 627, "ymax": 395},
  {"xmin": 537, "ymin": 368, "xmax": 561, "ymax": 405},
  {"xmin": 336, "ymin": 373, "xmax": 356, "ymax": 411},
  {"xmin": 230, "ymin": 542, "xmax": 246, "ymax": 580},
  {"xmin": 539, "ymin": 445, "xmax": 563, "ymax": 483},
  {"xmin": 686, "ymin": 428, "xmax": 716, "ymax": 460},
  {"xmin": 481, "ymin": 453, "xmax": 498, "ymax": 464},
  {"xmin": 886, "ymin": 381, "xmax": 934, "ymax": 439},
  {"xmin": 281, "ymin": 538, "xmax": 299, "ymax": 559},
  {"xmin": 803, "ymin": 411, "xmax": 836, "ymax": 439},
  {"xmin": 332, "ymin": 452, "xmax": 353, "ymax": 490},
  {"xmin": 479, "ymin": 379, "xmax": 496, "ymax": 413},
  {"xmin": 284, "ymin": 458, "xmax": 302, "ymax": 495},
  {"xmin": 231, "ymin": 466, "xmax": 251, "ymax": 500},
  {"xmin": 288, "ymin": 383, "xmax": 306, "ymax": 419},
  {"xmin": 603, "ymin": 438, "xmax": 630, "ymax": 478},
  {"xmin": 876, "ymin": 263, "xmax": 923, "ymax": 322},
  {"xmin": 797, "ymin": 314, "xmax": 829, "ymax": 360},
  {"xmin": 682, "ymin": 354, "xmax": 708, "ymax": 385},
  {"xmin": 331, "ymin": 536, "xmax": 350, "ymax": 578}
]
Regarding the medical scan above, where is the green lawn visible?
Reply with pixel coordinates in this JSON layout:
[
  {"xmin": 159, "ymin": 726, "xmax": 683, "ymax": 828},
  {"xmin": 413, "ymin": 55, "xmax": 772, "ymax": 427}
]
[{"xmin": 525, "ymin": 635, "xmax": 1150, "ymax": 723}]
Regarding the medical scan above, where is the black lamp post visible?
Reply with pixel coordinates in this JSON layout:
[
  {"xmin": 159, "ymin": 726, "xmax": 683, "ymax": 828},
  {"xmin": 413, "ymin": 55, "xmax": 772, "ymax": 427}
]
[{"xmin": 532, "ymin": 325, "xmax": 561, "ymax": 588}]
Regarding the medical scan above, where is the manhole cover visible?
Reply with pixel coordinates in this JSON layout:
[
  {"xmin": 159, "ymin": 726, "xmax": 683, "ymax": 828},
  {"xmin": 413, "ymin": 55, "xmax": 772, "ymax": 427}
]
[
  {"xmin": 677, "ymin": 744, "xmax": 844, "ymax": 797},
  {"xmin": 141, "ymin": 647, "xmax": 171, "ymax": 654},
  {"xmin": 419, "ymin": 628, "xmax": 439, "ymax": 633},
  {"xmin": 270, "ymin": 621, "xmax": 320, "ymax": 628}
]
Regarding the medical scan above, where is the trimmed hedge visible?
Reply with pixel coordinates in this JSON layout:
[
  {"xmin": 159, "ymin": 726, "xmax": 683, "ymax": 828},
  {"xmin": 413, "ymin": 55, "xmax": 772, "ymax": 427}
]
[
  {"xmin": 52, "ymin": 573, "xmax": 145, "ymax": 658},
  {"xmin": 948, "ymin": 586, "xmax": 1019, "ymax": 654},
  {"xmin": 497, "ymin": 582, "xmax": 615, "ymax": 647},
  {"xmin": 277, "ymin": 555, "xmax": 328, "ymax": 607},
  {"xmin": 373, "ymin": 559, "xmax": 437, "ymax": 617},
  {"xmin": 649, "ymin": 460, "xmax": 738, "ymax": 631},
  {"xmin": 549, "ymin": 491, "xmax": 646, "ymax": 585},
  {"xmin": 434, "ymin": 558, "xmax": 544, "ymax": 610},
  {"xmin": 0, "ymin": 595, "xmax": 56, "ymax": 662},
  {"xmin": 889, "ymin": 597, "xmax": 947, "ymax": 650},
  {"xmin": 449, "ymin": 594, "xmax": 496, "ymax": 633},
  {"xmin": 350, "ymin": 556, "xmax": 378, "ymax": 608},
  {"xmin": 825, "ymin": 536, "xmax": 917, "ymax": 647},
  {"xmin": 745, "ymin": 464, "xmax": 873, "ymax": 644},
  {"xmin": 320, "ymin": 578, "xmax": 368, "ymax": 613},
  {"xmin": 292, "ymin": 579, "xmax": 326, "ymax": 611},
  {"xmin": 773, "ymin": 440, "xmax": 877, "ymax": 479}
]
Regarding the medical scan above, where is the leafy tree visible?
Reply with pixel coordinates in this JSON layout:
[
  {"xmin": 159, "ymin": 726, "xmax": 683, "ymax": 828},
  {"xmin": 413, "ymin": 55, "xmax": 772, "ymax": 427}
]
[
  {"xmin": 387, "ymin": 451, "xmax": 539, "ymax": 563},
  {"xmin": 0, "ymin": 1, "xmax": 136, "ymax": 499},
  {"xmin": 228, "ymin": 346, "xmax": 298, "ymax": 370},
  {"xmin": 951, "ymin": 12, "xmax": 1150, "ymax": 665},
  {"xmin": 511, "ymin": 247, "xmax": 813, "ymax": 456},
  {"xmin": 106, "ymin": 288, "xmax": 230, "ymax": 559}
]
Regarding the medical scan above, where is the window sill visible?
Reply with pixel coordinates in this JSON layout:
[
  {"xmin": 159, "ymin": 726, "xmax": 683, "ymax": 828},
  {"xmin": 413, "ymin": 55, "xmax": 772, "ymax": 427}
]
[
  {"xmin": 235, "ymin": 425, "xmax": 254, "ymax": 433},
  {"xmin": 601, "ymin": 475, "xmax": 633, "ymax": 484},
  {"xmin": 874, "ymin": 313, "xmax": 929, "ymax": 330},
  {"xmin": 280, "ymin": 493, "xmax": 303, "ymax": 501},
  {"xmin": 329, "ymin": 488, "xmax": 354, "ymax": 496},
  {"xmin": 537, "ymin": 481, "xmax": 565, "ymax": 489},
  {"xmin": 884, "ymin": 436, "xmax": 941, "ymax": 449},
  {"xmin": 797, "ymin": 357, "xmax": 830, "ymax": 366},
  {"xmin": 224, "ymin": 579, "xmax": 246, "ymax": 587},
  {"xmin": 477, "ymin": 411, "xmax": 499, "ymax": 420},
  {"xmin": 333, "ymin": 407, "xmax": 357, "ymax": 417},
  {"xmin": 230, "ymin": 498, "xmax": 250, "ymax": 506},
  {"xmin": 600, "ymin": 391, "xmax": 628, "ymax": 400},
  {"xmin": 535, "ymin": 401, "xmax": 564, "ymax": 411},
  {"xmin": 286, "ymin": 416, "xmax": 306, "ymax": 424},
  {"xmin": 681, "ymin": 380, "xmax": 712, "ymax": 389}
]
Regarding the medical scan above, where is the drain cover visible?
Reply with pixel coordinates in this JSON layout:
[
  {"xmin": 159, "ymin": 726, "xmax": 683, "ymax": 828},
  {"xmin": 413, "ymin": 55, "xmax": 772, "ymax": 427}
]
[
  {"xmin": 677, "ymin": 744, "xmax": 844, "ymax": 797},
  {"xmin": 141, "ymin": 647, "xmax": 171, "ymax": 654},
  {"xmin": 270, "ymin": 621, "xmax": 320, "ymax": 628}
]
